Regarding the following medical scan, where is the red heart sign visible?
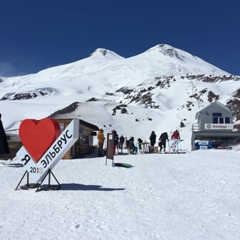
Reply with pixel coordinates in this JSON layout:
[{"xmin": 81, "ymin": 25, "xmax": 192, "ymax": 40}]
[{"xmin": 19, "ymin": 118, "xmax": 61, "ymax": 162}]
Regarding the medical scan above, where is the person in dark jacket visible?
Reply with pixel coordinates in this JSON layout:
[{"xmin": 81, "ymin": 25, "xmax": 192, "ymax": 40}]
[
  {"xmin": 149, "ymin": 131, "xmax": 156, "ymax": 147},
  {"xmin": 119, "ymin": 135, "xmax": 124, "ymax": 145},
  {"xmin": 159, "ymin": 132, "xmax": 169, "ymax": 152},
  {"xmin": 112, "ymin": 130, "xmax": 119, "ymax": 155},
  {"xmin": 125, "ymin": 137, "xmax": 129, "ymax": 149},
  {"xmin": 119, "ymin": 135, "xmax": 125, "ymax": 153},
  {"xmin": 0, "ymin": 113, "xmax": 10, "ymax": 154},
  {"xmin": 138, "ymin": 138, "xmax": 143, "ymax": 153}
]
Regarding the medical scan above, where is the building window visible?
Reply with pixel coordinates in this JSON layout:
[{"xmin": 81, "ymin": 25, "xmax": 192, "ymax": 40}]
[
  {"xmin": 213, "ymin": 117, "xmax": 218, "ymax": 123},
  {"xmin": 225, "ymin": 117, "xmax": 230, "ymax": 123},
  {"xmin": 212, "ymin": 113, "xmax": 231, "ymax": 124},
  {"xmin": 79, "ymin": 135, "xmax": 87, "ymax": 144},
  {"xmin": 212, "ymin": 113, "xmax": 222, "ymax": 117}
]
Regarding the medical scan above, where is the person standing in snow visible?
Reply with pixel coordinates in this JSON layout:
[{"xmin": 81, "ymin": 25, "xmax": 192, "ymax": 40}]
[
  {"xmin": 119, "ymin": 135, "xmax": 124, "ymax": 145},
  {"xmin": 124, "ymin": 137, "xmax": 129, "ymax": 149},
  {"xmin": 97, "ymin": 129, "xmax": 105, "ymax": 157},
  {"xmin": 119, "ymin": 135, "xmax": 125, "ymax": 153},
  {"xmin": 149, "ymin": 131, "xmax": 157, "ymax": 147},
  {"xmin": 0, "ymin": 113, "xmax": 10, "ymax": 154},
  {"xmin": 149, "ymin": 131, "xmax": 157, "ymax": 153},
  {"xmin": 128, "ymin": 137, "xmax": 138, "ymax": 154},
  {"xmin": 159, "ymin": 132, "xmax": 169, "ymax": 152},
  {"xmin": 112, "ymin": 130, "xmax": 119, "ymax": 155},
  {"xmin": 138, "ymin": 138, "xmax": 143, "ymax": 153},
  {"xmin": 171, "ymin": 130, "xmax": 180, "ymax": 152}
]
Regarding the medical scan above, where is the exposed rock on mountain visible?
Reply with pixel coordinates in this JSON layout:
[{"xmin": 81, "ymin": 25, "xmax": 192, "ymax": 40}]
[{"xmin": 0, "ymin": 44, "xmax": 239, "ymax": 144}]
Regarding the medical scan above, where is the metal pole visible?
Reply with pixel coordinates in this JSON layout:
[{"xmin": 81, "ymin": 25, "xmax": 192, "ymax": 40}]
[
  {"xmin": 179, "ymin": 140, "xmax": 182, "ymax": 151},
  {"xmin": 48, "ymin": 169, "xmax": 51, "ymax": 190},
  {"xmin": 15, "ymin": 170, "xmax": 28, "ymax": 190}
]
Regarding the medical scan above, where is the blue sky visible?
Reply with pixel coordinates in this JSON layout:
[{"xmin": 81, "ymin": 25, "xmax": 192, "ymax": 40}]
[{"xmin": 0, "ymin": 0, "xmax": 239, "ymax": 77}]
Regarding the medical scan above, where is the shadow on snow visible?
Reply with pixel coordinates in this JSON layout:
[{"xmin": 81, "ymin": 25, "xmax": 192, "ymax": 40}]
[{"xmin": 58, "ymin": 183, "xmax": 125, "ymax": 191}]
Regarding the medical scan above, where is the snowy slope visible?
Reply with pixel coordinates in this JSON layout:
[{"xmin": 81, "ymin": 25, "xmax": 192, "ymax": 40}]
[{"xmin": 1, "ymin": 150, "xmax": 240, "ymax": 240}]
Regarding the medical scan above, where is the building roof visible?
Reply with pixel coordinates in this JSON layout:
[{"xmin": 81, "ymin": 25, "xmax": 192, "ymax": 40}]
[
  {"xmin": 53, "ymin": 117, "xmax": 99, "ymax": 131},
  {"xmin": 195, "ymin": 101, "xmax": 231, "ymax": 119},
  {"xmin": 48, "ymin": 102, "xmax": 99, "ymax": 131},
  {"xmin": 79, "ymin": 119, "xmax": 99, "ymax": 131}
]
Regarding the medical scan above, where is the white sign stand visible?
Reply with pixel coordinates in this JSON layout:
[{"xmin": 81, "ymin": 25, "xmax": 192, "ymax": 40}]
[{"xmin": 15, "ymin": 119, "xmax": 79, "ymax": 191}]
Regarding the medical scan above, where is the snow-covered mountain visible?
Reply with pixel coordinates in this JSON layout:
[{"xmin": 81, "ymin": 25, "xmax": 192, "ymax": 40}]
[{"xmin": 0, "ymin": 44, "xmax": 240, "ymax": 150}]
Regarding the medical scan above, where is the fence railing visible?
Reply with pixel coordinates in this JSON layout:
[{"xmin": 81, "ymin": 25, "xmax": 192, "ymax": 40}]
[{"xmin": 192, "ymin": 123, "xmax": 200, "ymax": 132}]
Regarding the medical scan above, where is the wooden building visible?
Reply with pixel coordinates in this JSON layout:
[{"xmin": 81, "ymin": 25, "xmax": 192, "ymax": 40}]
[
  {"xmin": 192, "ymin": 101, "xmax": 240, "ymax": 150},
  {"xmin": 55, "ymin": 118, "xmax": 99, "ymax": 159}
]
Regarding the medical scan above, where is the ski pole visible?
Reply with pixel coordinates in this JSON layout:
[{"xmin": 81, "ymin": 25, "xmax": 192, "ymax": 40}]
[{"xmin": 180, "ymin": 139, "xmax": 182, "ymax": 151}]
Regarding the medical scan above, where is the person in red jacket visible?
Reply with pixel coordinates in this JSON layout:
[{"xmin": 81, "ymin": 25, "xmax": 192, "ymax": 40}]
[{"xmin": 171, "ymin": 130, "xmax": 180, "ymax": 152}]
